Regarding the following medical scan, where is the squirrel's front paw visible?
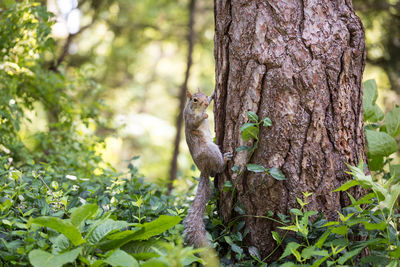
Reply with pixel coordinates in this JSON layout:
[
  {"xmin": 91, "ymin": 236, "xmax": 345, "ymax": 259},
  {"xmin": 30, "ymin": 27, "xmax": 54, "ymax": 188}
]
[{"xmin": 223, "ymin": 152, "xmax": 233, "ymax": 161}]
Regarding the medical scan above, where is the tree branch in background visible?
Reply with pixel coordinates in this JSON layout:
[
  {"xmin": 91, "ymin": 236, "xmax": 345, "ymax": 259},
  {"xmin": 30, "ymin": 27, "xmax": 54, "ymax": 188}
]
[{"xmin": 168, "ymin": 0, "xmax": 196, "ymax": 193}]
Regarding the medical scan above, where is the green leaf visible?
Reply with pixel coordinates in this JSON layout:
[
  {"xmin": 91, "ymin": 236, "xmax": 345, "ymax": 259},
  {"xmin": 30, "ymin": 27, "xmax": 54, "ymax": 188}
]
[
  {"xmin": 290, "ymin": 208, "xmax": 303, "ymax": 216},
  {"xmin": 231, "ymin": 243, "xmax": 243, "ymax": 255},
  {"xmin": 70, "ymin": 203, "xmax": 98, "ymax": 227},
  {"xmin": 130, "ymin": 215, "xmax": 181, "ymax": 240},
  {"xmin": 363, "ymin": 80, "xmax": 383, "ymax": 122},
  {"xmin": 382, "ymin": 183, "xmax": 400, "ymax": 213},
  {"xmin": 51, "ymin": 234, "xmax": 70, "ymax": 254},
  {"xmin": 347, "ymin": 164, "xmax": 387, "ymax": 200},
  {"xmin": 331, "ymin": 225, "xmax": 348, "ymax": 236},
  {"xmin": 315, "ymin": 230, "xmax": 331, "ymax": 249},
  {"xmin": 262, "ymin": 117, "xmax": 272, "ymax": 127},
  {"xmin": 390, "ymin": 164, "xmax": 400, "ymax": 182},
  {"xmin": 333, "ymin": 180, "xmax": 360, "ymax": 192},
  {"xmin": 240, "ymin": 123, "xmax": 259, "ymax": 141},
  {"xmin": 86, "ymin": 219, "xmax": 129, "ymax": 244},
  {"xmin": 363, "ymin": 221, "xmax": 387, "ymax": 231},
  {"xmin": 141, "ymin": 259, "xmax": 169, "ymax": 267},
  {"xmin": 368, "ymin": 155, "xmax": 384, "ymax": 171},
  {"xmin": 31, "ymin": 217, "xmax": 84, "ymax": 246},
  {"xmin": 246, "ymin": 164, "xmax": 265, "ymax": 173},
  {"xmin": 247, "ymin": 111, "xmax": 259, "ymax": 122},
  {"xmin": 236, "ymin": 146, "xmax": 252, "ymax": 152},
  {"xmin": 337, "ymin": 247, "xmax": 364, "ymax": 265},
  {"xmin": 270, "ymin": 167, "xmax": 286, "ymax": 180},
  {"xmin": 386, "ymin": 107, "xmax": 400, "ymax": 137},
  {"xmin": 29, "ymin": 247, "xmax": 82, "ymax": 267},
  {"xmin": 223, "ymin": 181, "xmax": 233, "ymax": 192},
  {"xmin": 365, "ymin": 130, "xmax": 398, "ymax": 157},
  {"xmin": 301, "ymin": 246, "xmax": 329, "ymax": 260},
  {"xmin": 104, "ymin": 249, "xmax": 139, "ymax": 267},
  {"xmin": 279, "ymin": 242, "xmax": 301, "ymax": 260},
  {"xmin": 121, "ymin": 240, "xmax": 161, "ymax": 260},
  {"xmin": 100, "ymin": 216, "xmax": 181, "ymax": 251},
  {"xmin": 271, "ymin": 231, "xmax": 282, "ymax": 244}
]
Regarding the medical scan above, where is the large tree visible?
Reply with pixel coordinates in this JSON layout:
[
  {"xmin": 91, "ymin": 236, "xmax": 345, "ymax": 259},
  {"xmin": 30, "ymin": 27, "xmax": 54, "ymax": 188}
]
[{"xmin": 213, "ymin": 0, "xmax": 366, "ymax": 258}]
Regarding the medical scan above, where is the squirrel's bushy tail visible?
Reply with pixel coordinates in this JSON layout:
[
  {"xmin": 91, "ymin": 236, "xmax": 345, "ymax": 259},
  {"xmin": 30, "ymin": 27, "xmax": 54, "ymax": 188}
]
[{"xmin": 184, "ymin": 172, "xmax": 211, "ymax": 248}]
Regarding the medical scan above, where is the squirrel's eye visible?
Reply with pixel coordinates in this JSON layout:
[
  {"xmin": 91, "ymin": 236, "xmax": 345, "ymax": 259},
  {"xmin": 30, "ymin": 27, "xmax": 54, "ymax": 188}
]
[{"xmin": 193, "ymin": 98, "xmax": 198, "ymax": 103}]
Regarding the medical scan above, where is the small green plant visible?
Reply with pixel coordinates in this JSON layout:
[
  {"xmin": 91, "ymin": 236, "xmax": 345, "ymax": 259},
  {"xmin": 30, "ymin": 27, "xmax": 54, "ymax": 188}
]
[{"xmin": 27, "ymin": 204, "xmax": 182, "ymax": 266}]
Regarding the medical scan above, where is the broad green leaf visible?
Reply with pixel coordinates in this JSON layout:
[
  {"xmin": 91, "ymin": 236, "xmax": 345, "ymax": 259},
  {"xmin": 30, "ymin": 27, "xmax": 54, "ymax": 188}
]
[
  {"xmin": 70, "ymin": 203, "xmax": 98, "ymax": 227},
  {"xmin": 247, "ymin": 111, "xmax": 258, "ymax": 122},
  {"xmin": 141, "ymin": 259, "xmax": 169, "ymax": 267},
  {"xmin": 367, "ymin": 105, "xmax": 384, "ymax": 122},
  {"xmin": 279, "ymin": 242, "xmax": 301, "ymax": 260},
  {"xmin": 270, "ymin": 167, "xmax": 286, "ymax": 180},
  {"xmin": 386, "ymin": 107, "xmax": 400, "ymax": 137},
  {"xmin": 130, "ymin": 215, "xmax": 181, "ymax": 241},
  {"xmin": 121, "ymin": 240, "xmax": 162, "ymax": 260},
  {"xmin": 301, "ymin": 246, "xmax": 329, "ymax": 260},
  {"xmin": 31, "ymin": 217, "xmax": 84, "ymax": 246},
  {"xmin": 368, "ymin": 155, "xmax": 384, "ymax": 171},
  {"xmin": 29, "ymin": 247, "xmax": 82, "ymax": 267},
  {"xmin": 100, "ymin": 216, "xmax": 180, "ymax": 251},
  {"xmin": 331, "ymin": 225, "xmax": 348, "ymax": 236},
  {"xmin": 365, "ymin": 130, "xmax": 398, "ymax": 157},
  {"xmin": 363, "ymin": 79, "xmax": 379, "ymax": 121},
  {"xmin": 86, "ymin": 219, "xmax": 129, "ymax": 244},
  {"xmin": 337, "ymin": 247, "xmax": 364, "ymax": 265},
  {"xmin": 333, "ymin": 179, "xmax": 359, "ymax": 192},
  {"xmin": 246, "ymin": 164, "xmax": 265, "ymax": 173},
  {"xmin": 363, "ymin": 221, "xmax": 387, "ymax": 231},
  {"xmin": 240, "ymin": 123, "xmax": 259, "ymax": 141},
  {"xmin": 51, "ymin": 234, "xmax": 70, "ymax": 254},
  {"xmin": 104, "ymin": 249, "xmax": 139, "ymax": 267}
]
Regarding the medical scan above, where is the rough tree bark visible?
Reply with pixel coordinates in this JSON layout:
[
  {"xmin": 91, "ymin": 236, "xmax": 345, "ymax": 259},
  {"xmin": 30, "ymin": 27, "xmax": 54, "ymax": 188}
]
[{"xmin": 213, "ymin": 0, "xmax": 366, "ymax": 258}]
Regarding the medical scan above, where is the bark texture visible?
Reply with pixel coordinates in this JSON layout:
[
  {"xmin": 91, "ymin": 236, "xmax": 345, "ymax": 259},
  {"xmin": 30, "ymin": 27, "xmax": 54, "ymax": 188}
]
[{"xmin": 214, "ymin": 0, "xmax": 366, "ymax": 258}]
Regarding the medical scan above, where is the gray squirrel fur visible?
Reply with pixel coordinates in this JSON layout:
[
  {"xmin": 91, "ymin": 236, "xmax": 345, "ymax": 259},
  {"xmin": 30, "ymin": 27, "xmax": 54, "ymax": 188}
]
[{"xmin": 183, "ymin": 89, "xmax": 231, "ymax": 248}]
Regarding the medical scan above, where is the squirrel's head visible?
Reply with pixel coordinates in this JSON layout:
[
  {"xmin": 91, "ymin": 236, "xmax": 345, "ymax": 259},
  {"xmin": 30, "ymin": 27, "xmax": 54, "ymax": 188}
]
[{"xmin": 186, "ymin": 89, "xmax": 209, "ymax": 114}]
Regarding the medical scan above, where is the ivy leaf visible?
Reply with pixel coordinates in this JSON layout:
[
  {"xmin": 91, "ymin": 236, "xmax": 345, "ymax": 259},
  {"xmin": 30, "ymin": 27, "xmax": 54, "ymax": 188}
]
[
  {"xmin": 246, "ymin": 164, "xmax": 265, "ymax": 173},
  {"xmin": 262, "ymin": 117, "xmax": 272, "ymax": 127},
  {"xmin": 247, "ymin": 111, "xmax": 258, "ymax": 122},
  {"xmin": 240, "ymin": 123, "xmax": 259, "ymax": 141},
  {"xmin": 270, "ymin": 167, "xmax": 286, "ymax": 180}
]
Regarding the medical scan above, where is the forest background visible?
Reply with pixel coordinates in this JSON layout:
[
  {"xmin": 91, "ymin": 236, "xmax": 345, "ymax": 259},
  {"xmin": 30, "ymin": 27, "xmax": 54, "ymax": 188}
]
[{"xmin": 1, "ymin": 0, "xmax": 400, "ymax": 266}]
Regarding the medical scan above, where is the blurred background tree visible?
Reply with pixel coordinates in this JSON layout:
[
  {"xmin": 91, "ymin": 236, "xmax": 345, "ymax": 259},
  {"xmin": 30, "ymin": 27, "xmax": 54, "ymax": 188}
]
[{"xmin": 2, "ymin": 0, "xmax": 398, "ymax": 186}]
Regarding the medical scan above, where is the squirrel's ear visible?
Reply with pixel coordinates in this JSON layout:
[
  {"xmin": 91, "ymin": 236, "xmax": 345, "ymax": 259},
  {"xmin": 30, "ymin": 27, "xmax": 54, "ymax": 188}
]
[
  {"xmin": 197, "ymin": 88, "xmax": 201, "ymax": 93},
  {"xmin": 186, "ymin": 90, "xmax": 192, "ymax": 98}
]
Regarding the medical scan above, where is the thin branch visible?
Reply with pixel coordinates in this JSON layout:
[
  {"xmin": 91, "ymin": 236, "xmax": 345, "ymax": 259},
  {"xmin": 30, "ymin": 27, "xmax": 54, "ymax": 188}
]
[{"xmin": 168, "ymin": 0, "xmax": 197, "ymax": 193}]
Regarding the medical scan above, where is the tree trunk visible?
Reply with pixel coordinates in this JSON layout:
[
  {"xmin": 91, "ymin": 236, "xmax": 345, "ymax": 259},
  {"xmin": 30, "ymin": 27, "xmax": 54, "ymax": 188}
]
[{"xmin": 213, "ymin": 0, "xmax": 366, "ymax": 258}]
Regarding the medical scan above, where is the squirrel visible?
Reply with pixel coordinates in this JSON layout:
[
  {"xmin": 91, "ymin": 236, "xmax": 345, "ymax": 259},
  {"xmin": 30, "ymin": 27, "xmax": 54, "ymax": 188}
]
[{"xmin": 183, "ymin": 88, "xmax": 232, "ymax": 248}]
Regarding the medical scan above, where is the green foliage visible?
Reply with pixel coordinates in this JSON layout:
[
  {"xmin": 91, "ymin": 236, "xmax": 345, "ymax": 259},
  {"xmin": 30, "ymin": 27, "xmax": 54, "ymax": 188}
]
[{"xmin": 363, "ymin": 79, "xmax": 400, "ymax": 174}]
